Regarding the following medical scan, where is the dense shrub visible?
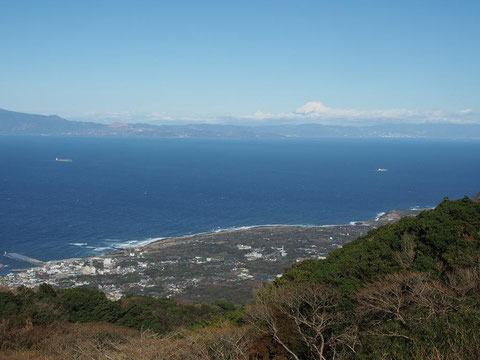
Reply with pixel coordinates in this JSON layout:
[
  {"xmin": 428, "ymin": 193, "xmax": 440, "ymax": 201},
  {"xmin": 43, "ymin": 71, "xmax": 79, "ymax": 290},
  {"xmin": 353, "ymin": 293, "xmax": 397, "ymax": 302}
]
[{"xmin": 249, "ymin": 197, "xmax": 480, "ymax": 359}]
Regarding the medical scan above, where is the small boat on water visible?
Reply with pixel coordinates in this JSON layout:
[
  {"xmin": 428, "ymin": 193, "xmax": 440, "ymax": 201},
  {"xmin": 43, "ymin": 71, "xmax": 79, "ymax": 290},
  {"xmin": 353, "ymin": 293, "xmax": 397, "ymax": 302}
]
[
  {"xmin": 56, "ymin": 157, "xmax": 72, "ymax": 162},
  {"xmin": 376, "ymin": 168, "xmax": 388, "ymax": 172}
]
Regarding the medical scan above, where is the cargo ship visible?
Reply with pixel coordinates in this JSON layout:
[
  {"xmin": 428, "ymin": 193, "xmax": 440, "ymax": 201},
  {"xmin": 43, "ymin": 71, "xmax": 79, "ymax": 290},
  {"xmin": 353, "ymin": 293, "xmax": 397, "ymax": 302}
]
[{"xmin": 56, "ymin": 157, "xmax": 72, "ymax": 162}]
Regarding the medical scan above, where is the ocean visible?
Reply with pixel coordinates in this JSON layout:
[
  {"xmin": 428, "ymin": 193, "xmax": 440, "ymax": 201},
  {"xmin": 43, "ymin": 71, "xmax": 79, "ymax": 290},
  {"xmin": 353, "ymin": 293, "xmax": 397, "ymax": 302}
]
[{"xmin": 1, "ymin": 136, "xmax": 479, "ymax": 271}]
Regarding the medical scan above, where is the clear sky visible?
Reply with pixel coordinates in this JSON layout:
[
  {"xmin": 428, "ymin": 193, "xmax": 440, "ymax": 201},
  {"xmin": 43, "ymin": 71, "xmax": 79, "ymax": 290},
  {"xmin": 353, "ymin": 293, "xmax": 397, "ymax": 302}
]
[{"xmin": 0, "ymin": 0, "xmax": 479, "ymax": 124}]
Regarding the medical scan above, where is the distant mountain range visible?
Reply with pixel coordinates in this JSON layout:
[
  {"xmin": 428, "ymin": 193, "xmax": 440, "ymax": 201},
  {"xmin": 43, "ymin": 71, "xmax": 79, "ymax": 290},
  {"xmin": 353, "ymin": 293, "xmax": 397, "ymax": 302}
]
[{"xmin": 1, "ymin": 108, "xmax": 480, "ymax": 139}]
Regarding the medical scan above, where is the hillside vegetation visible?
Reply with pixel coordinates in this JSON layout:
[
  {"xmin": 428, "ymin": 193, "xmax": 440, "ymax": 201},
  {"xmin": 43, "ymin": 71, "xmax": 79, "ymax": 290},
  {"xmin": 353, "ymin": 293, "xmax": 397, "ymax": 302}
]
[{"xmin": 1, "ymin": 197, "xmax": 479, "ymax": 359}]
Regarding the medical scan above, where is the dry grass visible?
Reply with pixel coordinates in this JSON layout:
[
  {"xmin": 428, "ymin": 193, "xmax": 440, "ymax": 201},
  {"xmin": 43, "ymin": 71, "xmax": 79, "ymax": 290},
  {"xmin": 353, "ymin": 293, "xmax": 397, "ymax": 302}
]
[{"xmin": 0, "ymin": 322, "xmax": 253, "ymax": 360}]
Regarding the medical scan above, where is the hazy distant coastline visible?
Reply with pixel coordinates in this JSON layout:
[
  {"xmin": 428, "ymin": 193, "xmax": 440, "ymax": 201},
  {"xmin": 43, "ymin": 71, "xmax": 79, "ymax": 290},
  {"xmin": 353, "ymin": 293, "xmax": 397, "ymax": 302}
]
[{"xmin": 2, "ymin": 108, "xmax": 480, "ymax": 139}]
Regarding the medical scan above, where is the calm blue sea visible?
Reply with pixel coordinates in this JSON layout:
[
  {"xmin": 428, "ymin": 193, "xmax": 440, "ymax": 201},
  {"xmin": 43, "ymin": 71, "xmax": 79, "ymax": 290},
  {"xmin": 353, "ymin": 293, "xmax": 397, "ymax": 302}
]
[{"xmin": 1, "ymin": 136, "xmax": 479, "ymax": 271}]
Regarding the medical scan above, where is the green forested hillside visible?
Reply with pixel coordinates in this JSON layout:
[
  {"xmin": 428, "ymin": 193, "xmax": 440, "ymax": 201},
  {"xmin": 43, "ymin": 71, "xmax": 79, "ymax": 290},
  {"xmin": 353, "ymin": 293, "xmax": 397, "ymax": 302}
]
[
  {"xmin": 281, "ymin": 196, "xmax": 480, "ymax": 288},
  {"xmin": 251, "ymin": 197, "xmax": 480, "ymax": 359},
  {"xmin": 0, "ymin": 197, "xmax": 479, "ymax": 359}
]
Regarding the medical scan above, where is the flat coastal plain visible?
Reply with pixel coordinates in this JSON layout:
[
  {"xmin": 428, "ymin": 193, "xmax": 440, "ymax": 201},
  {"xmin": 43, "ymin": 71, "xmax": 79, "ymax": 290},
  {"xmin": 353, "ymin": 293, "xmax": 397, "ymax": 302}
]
[{"xmin": 1, "ymin": 209, "xmax": 421, "ymax": 304}]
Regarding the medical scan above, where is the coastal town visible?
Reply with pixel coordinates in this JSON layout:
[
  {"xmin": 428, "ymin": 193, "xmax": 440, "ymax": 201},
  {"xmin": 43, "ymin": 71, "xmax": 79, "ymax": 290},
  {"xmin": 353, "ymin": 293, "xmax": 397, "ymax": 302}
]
[{"xmin": 1, "ymin": 209, "xmax": 421, "ymax": 304}]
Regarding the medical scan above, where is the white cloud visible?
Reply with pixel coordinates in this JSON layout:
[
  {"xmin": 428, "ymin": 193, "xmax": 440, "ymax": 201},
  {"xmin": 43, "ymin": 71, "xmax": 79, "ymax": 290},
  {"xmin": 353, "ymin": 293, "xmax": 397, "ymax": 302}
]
[
  {"xmin": 70, "ymin": 102, "xmax": 477, "ymax": 126},
  {"xmin": 244, "ymin": 110, "xmax": 296, "ymax": 121},
  {"xmin": 237, "ymin": 101, "xmax": 477, "ymax": 126},
  {"xmin": 294, "ymin": 101, "xmax": 420, "ymax": 120},
  {"xmin": 458, "ymin": 108, "xmax": 473, "ymax": 115},
  {"xmin": 74, "ymin": 111, "xmax": 177, "ymax": 124}
]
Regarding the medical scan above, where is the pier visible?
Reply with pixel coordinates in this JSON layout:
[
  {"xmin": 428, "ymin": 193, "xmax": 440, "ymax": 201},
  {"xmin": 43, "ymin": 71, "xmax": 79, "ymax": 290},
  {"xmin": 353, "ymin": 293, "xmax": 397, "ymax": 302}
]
[{"xmin": 3, "ymin": 252, "xmax": 45, "ymax": 266}]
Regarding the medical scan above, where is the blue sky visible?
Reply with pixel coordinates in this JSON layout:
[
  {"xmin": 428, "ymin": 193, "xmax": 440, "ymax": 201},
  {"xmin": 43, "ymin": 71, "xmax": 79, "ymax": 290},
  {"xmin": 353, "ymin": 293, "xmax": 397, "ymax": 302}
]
[{"xmin": 0, "ymin": 0, "xmax": 479, "ymax": 125}]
